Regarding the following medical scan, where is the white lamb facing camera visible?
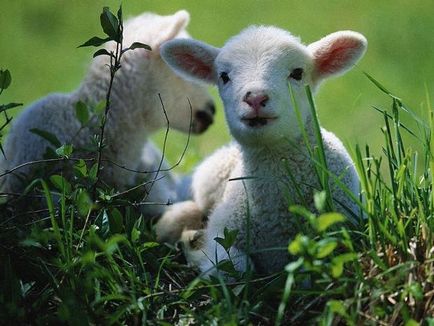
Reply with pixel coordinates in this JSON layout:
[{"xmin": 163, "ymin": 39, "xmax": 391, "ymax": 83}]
[{"xmin": 157, "ymin": 26, "xmax": 367, "ymax": 275}]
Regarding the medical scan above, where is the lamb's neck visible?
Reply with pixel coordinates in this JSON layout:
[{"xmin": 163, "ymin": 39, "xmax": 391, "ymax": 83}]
[
  {"xmin": 73, "ymin": 72, "xmax": 159, "ymax": 164},
  {"xmin": 241, "ymin": 118, "xmax": 318, "ymax": 177}
]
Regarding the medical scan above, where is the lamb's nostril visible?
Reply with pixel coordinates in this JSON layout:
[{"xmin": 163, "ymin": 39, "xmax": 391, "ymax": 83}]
[
  {"xmin": 207, "ymin": 101, "xmax": 216, "ymax": 115},
  {"xmin": 195, "ymin": 110, "xmax": 214, "ymax": 129}
]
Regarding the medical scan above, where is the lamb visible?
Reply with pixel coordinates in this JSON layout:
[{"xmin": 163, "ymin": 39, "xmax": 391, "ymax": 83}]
[
  {"xmin": 157, "ymin": 26, "xmax": 367, "ymax": 274},
  {"xmin": 0, "ymin": 10, "xmax": 215, "ymax": 216}
]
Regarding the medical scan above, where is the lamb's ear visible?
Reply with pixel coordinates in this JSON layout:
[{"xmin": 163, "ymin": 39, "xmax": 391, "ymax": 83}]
[
  {"xmin": 161, "ymin": 39, "xmax": 219, "ymax": 84},
  {"xmin": 308, "ymin": 31, "xmax": 367, "ymax": 81},
  {"xmin": 156, "ymin": 10, "xmax": 190, "ymax": 48}
]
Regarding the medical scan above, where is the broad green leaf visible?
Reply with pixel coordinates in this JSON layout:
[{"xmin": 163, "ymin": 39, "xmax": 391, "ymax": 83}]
[
  {"xmin": 288, "ymin": 234, "xmax": 309, "ymax": 255},
  {"xmin": 55, "ymin": 144, "xmax": 73, "ymax": 158},
  {"xmin": 405, "ymin": 320, "xmax": 420, "ymax": 326},
  {"xmin": 75, "ymin": 101, "xmax": 90, "ymax": 125},
  {"xmin": 74, "ymin": 159, "xmax": 87, "ymax": 178},
  {"xmin": 108, "ymin": 208, "xmax": 123, "ymax": 234},
  {"xmin": 316, "ymin": 239, "xmax": 338, "ymax": 258},
  {"xmin": 76, "ymin": 189, "xmax": 93, "ymax": 217},
  {"xmin": 50, "ymin": 175, "xmax": 72, "ymax": 194},
  {"xmin": 94, "ymin": 100, "xmax": 106, "ymax": 115},
  {"xmin": 100, "ymin": 7, "xmax": 119, "ymax": 41},
  {"xmin": 316, "ymin": 212, "xmax": 345, "ymax": 232},
  {"xmin": 30, "ymin": 128, "xmax": 61, "ymax": 147},
  {"xmin": 78, "ymin": 36, "xmax": 109, "ymax": 48},
  {"xmin": 331, "ymin": 253, "xmax": 358, "ymax": 278},
  {"xmin": 214, "ymin": 228, "xmax": 238, "ymax": 251},
  {"xmin": 0, "ymin": 69, "xmax": 12, "ymax": 90}
]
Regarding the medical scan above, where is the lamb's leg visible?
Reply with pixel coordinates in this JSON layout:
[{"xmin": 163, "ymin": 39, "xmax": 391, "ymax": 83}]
[{"xmin": 155, "ymin": 200, "xmax": 205, "ymax": 244}]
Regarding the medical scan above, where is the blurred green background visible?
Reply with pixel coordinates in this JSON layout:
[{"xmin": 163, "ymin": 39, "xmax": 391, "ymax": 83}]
[{"xmin": 1, "ymin": 0, "xmax": 433, "ymax": 173}]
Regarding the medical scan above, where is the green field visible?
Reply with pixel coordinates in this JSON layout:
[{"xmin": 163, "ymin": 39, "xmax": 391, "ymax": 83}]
[
  {"xmin": 1, "ymin": 0, "xmax": 433, "ymax": 170},
  {"xmin": 2, "ymin": 1, "xmax": 434, "ymax": 324}
]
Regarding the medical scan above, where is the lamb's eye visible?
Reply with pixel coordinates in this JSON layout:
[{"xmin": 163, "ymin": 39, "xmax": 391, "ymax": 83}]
[
  {"xmin": 289, "ymin": 68, "xmax": 303, "ymax": 81},
  {"xmin": 220, "ymin": 72, "xmax": 230, "ymax": 84}
]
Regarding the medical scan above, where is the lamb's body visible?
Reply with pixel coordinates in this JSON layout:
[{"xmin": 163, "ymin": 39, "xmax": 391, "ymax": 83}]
[
  {"xmin": 0, "ymin": 10, "xmax": 215, "ymax": 216},
  {"xmin": 189, "ymin": 124, "xmax": 359, "ymax": 273},
  {"xmin": 158, "ymin": 25, "xmax": 367, "ymax": 274}
]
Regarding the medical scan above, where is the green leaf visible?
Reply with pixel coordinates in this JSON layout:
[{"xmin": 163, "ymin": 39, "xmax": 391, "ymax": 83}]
[
  {"xmin": 141, "ymin": 242, "xmax": 159, "ymax": 250},
  {"xmin": 131, "ymin": 227, "xmax": 140, "ymax": 243},
  {"xmin": 108, "ymin": 208, "xmax": 123, "ymax": 234},
  {"xmin": 128, "ymin": 42, "xmax": 152, "ymax": 51},
  {"xmin": 30, "ymin": 128, "xmax": 61, "ymax": 147},
  {"xmin": 316, "ymin": 212, "xmax": 345, "ymax": 232},
  {"xmin": 0, "ymin": 69, "xmax": 12, "ymax": 90},
  {"xmin": 94, "ymin": 100, "xmax": 106, "ymax": 115},
  {"xmin": 55, "ymin": 144, "xmax": 73, "ymax": 158},
  {"xmin": 116, "ymin": 5, "xmax": 123, "ymax": 26},
  {"xmin": 75, "ymin": 101, "xmax": 90, "ymax": 125},
  {"xmin": 405, "ymin": 320, "xmax": 420, "ymax": 326},
  {"xmin": 331, "ymin": 253, "xmax": 358, "ymax": 278},
  {"xmin": 50, "ymin": 175, "xmax": 72, "ymax": 194},
  {"xmin": 76, "ymin": 189, "xmax": 93, "ymax": 217},
  {"xmin": 327, "ymin": 300, "xmax": 350, "ymax": 320},
  {"xmin": 316, "ymin": 239, "xmax": 338, "ymax": 258},
  {"xmin": 88, "ymin": 163, "xmax": 99, "ymax": 183},
  {"xmin": 74, "ymin": 159, "xmax": 87, "ymax": 178},
  {"xmin": 93, "ymin": 49, "xmax": 113, "ymax": 58},
  {"xmin": 0, "ymin": 102, "xmax": 22, "ymax": 113},
  {"xmin": 288, "ymin": 234, "xmax": 309, "ymax": 255},
  {"xmin": 214, "ymin": 228, "xmax": 238, "ymax": 251},
  {"xmin": 78, "ymin": 36, "xmax": 110, "ymax": 48},
  {"xmin": 314, "ymin": 190, "xmax": 327, "ymax": 212},
  {"xmin": 100, "ymin": 7, "xmax": 119, "ymax": 41},
  {"xmin": 285, "ymin": 257, "xmax": 304, "ymax": 273}
]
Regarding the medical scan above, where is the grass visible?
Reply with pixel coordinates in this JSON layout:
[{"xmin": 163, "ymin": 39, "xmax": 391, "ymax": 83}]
[
  {"xmin": 2, "ymin": 2, "xmax": 434, "ymax": 325},
  {"xmin": 2, "ymin": 67, "xmax": 434, "ymax": 323}
]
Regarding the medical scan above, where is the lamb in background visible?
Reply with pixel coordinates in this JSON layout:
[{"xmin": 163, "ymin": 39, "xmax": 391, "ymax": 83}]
[
  {"xmin": 157, "ymin": 26, "xmax": 367, "ymax": 274},
  {"xmin": 0, "ymin": 10, "xmax": 215, "ymax": 217}
]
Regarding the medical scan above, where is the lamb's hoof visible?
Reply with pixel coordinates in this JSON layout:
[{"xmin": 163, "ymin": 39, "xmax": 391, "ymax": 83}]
[
  {"xmin": 180, "ymin": 229, "xmax": 205, "ymax": 250},
  {"xmin": 155, "ymin": 200, "xmax": 205, "ymax": 244}
]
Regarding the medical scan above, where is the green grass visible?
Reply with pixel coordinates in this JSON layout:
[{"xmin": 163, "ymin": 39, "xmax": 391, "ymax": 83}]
[{"xmin": 2, "ymin": 2, "xmax": 434, "ymax": 325}]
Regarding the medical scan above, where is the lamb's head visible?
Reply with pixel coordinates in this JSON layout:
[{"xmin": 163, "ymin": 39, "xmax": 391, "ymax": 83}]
[
  {"xmin": 89, "ymin": 10, "xmax": 215, "ymax": 134},
  {"xmin": 161, "ymin": 26, "xmax": 367, "ymax": 145}
]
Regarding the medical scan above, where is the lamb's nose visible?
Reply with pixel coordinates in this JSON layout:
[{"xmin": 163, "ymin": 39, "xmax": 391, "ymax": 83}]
[{"xmin": 243, "ymin": 92, "xmax": 269, "ymax": 112}]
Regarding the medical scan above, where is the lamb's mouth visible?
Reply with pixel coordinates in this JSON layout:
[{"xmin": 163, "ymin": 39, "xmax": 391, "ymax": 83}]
[{"xmin": 241, "ymin": 117, "xmax": 277, "ymax": 128}]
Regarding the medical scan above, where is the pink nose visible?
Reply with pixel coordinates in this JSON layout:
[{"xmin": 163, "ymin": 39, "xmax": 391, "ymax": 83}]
[{"xmin": 243, "ymin": 92, "xmax": 269, "ymax": 112}]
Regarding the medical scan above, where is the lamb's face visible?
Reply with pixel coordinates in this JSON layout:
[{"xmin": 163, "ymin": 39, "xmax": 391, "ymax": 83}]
[
  {"xmin": 215, "ymin": 27, "xmax": 314, "ymax": 146},
  {"xmin": 104, "ymin": 10, "xmax": 216, "ymax": 134},
  {"xmin": 161, "ymin": 26, "xmax": 367, "ymax": 144}
]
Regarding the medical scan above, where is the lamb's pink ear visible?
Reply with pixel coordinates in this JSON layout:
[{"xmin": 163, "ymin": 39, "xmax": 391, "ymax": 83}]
[
  {"xmin": 161, "ymin": 39, "xmax": 219, "ymax": 84},
  {"xmin": 308, "ymin": 31, "xmax": 367, "ymax": 81},
  {"xmin": 155, "ymin": 10, "xmax": 190, "ymax": 49}
]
